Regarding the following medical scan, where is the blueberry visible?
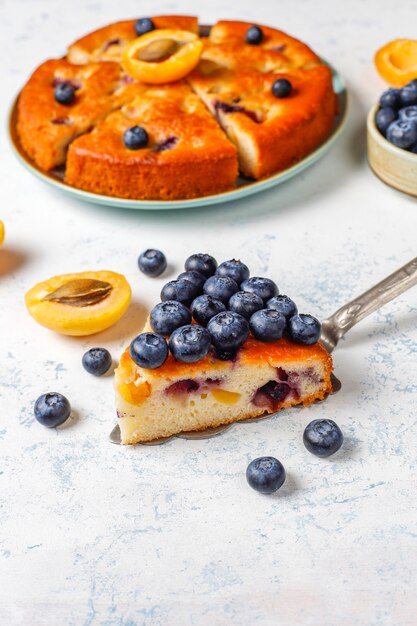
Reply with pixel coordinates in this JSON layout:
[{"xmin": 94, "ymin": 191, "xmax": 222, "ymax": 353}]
[
  {"xmin": 379, "ymin": 88, "xmax": 401, "ymax": 109},
  {"xmin": 169, "ymin": 324, "xmax": 211, "ymax": 363},
  {"xmin": 134, "ymin": 17, "xmax": 155, "ymax": 36},
  {"xmin": 267, "ymin": 294, "xmax": 298, "ymax": 319},
  {"xmin": 271, "ymin": 78, "xmax": 292, "ymax": 98},
  {"xmin": 386, "ymin": 119, "xmax": 417, "ymax": 149},
  {"xmin": 150, "ymin": 300, "xmax": 191, "ymax": 335},
  {"xmin": 241, "ymin": 276, "xmax": 278, "ymax": 302},
  {"xmin": 375, "ymin": 106, "xmax": 397, "ymax": 135},
  {"xmin": 216, "ymin": 259, "xmax": 250, "ymax": 284},
  {"xmin": 207, "ymin": 311, "xmax": 249, "ymax": 354},
  {"xmin": 400, "ymin": 84, "xmax": 417, "ymax": 107},
  {"xmin": 246, "ymin": 457, "xmax": 286, "ymax": 494},
  {"xmin": 288, "ymin": 314, "xmax": 321, "ymax": 345},
  {"xmin": 303, "ymin": 419, "xmax": 343, "ymax": 457},
  {"xmin": 398, "ymin": 105, "xmax": 417, "ymax": 123},
  {"xmin": 184, "ymin": 253, "xmax": 217, "ymax": 278},
  {"xmin": 249, "ymin": 309, "xmax": 286, "ymax": 342},
  {"xmin": 246, "ymin": 25, "xmax": 264, "ymax": 45},
  {"xmin": 228, "ymin": 291, "xmax": 263, "ymax": 320},
  {"xmin": 177, "ymin": 270, "xmax": 206, "ymax": 291},
  {"xmin": 161, "ymin": 279, "xmax": 198, "ymax": 306},
  {"xmin": 129, "ymin": 332, "xmax": 168, "ymax": 369},
  {"xmin": 203, "ymin": 275, "xmax": 239, "ymax": 304},
  {"xmin": 409, "ymin": 142, "xmax": 417, "ymax": 153},
  {"xmin": 406, "ymin": 79, "xmax": 417, "ymax": 89},
  {"xmin": 54, "ymin": 83, "xmax": 76, "ymax": 105},
  {"xmin": 138, "ymin": 248, "xmax": 167, "ymax": 277},
  {"xmin": 123, "ymin": 125, "xmax": 149, "ymax": 150},
  {"xmin": 34, "ymin": 392, "xmax": 71, "ymax": 428},
  {"xmin": 82, "ymin": 348, "xmax": 112, "ymax": 376},
  {"xmin": 191, "ymin": 294, "xmax": 226, "ymax": 326}
]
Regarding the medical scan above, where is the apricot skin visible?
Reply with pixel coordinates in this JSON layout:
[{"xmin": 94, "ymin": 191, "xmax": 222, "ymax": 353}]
[{"xmin": 25, "ymin": 270, "xmax": 131, "ymax": 336}]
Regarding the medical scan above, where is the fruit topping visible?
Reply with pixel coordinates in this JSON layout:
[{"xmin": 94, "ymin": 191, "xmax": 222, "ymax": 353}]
[
  {"xmin": 207, "ymin": 311, "xmax": 249, "ymax": 356},
  {"xmin": 185, "ymin": 253, "xmax": 217, "ymax": 277},
  {"xmin": 122, "ymin": 29, "xmax": 203, "ymax": 84},
  {"xmin": 82, "ymin": 347, "xmax": 112, "ymax": 376},
  {"xmin": 246, "ymin": 457, "xmax": 286, "ymax": 494},
  {"xmin": 34, "ymin": 392, "xmax": 71, "ymax": 428},
  {"xmin": 54, "ymin": 82, "xmax": 76, "ymax": 105},
  {"xmin": 150, "ymin": 300, "xmax": 191, "ymax": 335},
  {"xmin": 375, "ymin": 107, "xmax": 397, "ymax": 135},
  {"xmin": 386, "ymin": 119, "xmax": 417, "ymax": 149},
  {"xmin": 245, "ymin": 25, "xmax": 264, "ymax": 46},
  {"xmin": 303, "ymin": 419, "xmax": 343, "ymax": 457},
  {"xmin": 123, "ymin": 125, "xmax": 149, "ymax": 150},
  {"xmin": 215, "ymin": 259, "xmax": 250, "ymax": 284},
  {"xmin": 191, "ymin": 294, "xmax": 226, "ymax": 326},
  {"xmin": 249, "ymin": 309, "xmax": 286, "ymax": 342},
  {"xmin": 379, "ymin": 88, "xmax": 401, "ymax": 109},
  {"xmin": 134, "ymin": 17, "xmax": 155, "ymax": 37},
  {"xmin": 271, "ymin": 78, "xmax": 292, "ymax": 98},
  {"xmin": 25, "ymin": 270, "xmax": 131, "ymax": 336},
  {"xmin": 161, "ymin": 279, "xmax": 198, "ymax": 306},
  {"xmin": 375, "ymin": 39, "xmax": 417, "ymax": 87},
  {"xmin": 178, "ymin": 270, "xmax": 206, "ymax": 290},
  {"xmin": 228, "ymin": 291, "xmax": 263, "ymax": 320},
  {"xmin": 267, "ymin": 295, "xmax": 298, "ymax": 319},
  {"xmin": 241, "ymin": 276, "xmax": 278, "ymax": 302},
  {"xmin": 130, "ymin": 332, "xmax": 168, "ymax": 369},
  {"xmin": 203, "ymin": 275, "xmax": 239, "ymax": 304},
  {"xmin": 169, "ymin": 324, "xmax": 211, "ymax": 363},
  {"xmin": 288, "ymin": 314, "xmax": 321, "ymax": 345},
  {"xmin": 138, "ymin": 248, "xmax": 167, "ymax": 276}
]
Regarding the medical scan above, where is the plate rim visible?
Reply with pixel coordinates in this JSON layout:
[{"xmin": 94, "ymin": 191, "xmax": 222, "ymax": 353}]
[{"xmin": 7, "ymin": 60, "xmax": 348, "ymax": 211}]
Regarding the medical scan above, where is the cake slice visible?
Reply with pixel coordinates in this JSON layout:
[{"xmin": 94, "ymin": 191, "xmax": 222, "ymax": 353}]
[
  {"xmin": 115, "ymin": 333, "xmax": 332, "ymax": 444},
  {"xmin": 65, "ymin": 82, "xmax": 238, "ymax": 200}
]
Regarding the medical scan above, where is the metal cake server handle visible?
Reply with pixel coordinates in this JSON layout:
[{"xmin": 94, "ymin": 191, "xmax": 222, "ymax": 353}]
[{"xmin": 320, "ymin": 257, "xmax": 417, "ymax": 353}]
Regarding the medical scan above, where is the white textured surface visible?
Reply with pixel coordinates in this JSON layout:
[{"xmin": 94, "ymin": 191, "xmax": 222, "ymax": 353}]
[{"xmin": 1, "ymin": 1, "xmax": 417, "ymax": 624}]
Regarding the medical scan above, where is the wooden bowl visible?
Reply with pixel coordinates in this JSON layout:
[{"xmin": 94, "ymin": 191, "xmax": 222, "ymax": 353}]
[{"xmin": 367, "ymin": 104, "xmax": 417, "ymax": 197}]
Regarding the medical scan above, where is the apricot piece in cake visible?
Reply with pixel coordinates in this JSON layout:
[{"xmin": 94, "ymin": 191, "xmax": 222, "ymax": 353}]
[
  {"xmin": 122, "ymin": 29, "xmax": 203, "ymax": 84},
  {"xmin": 25, "ymin": 270, "xmax": 131, "ymax": 336}
]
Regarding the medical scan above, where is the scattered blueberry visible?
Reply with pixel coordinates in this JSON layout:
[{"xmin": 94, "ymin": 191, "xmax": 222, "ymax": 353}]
[
  {"xmin": 303, "ymin": 419, "xmax": 343, "ymax": 457},
  {"xmin": 184, "ymin": 253, "xmax": 217, "ymax": 278},
  {"xmin": 249, "ymin": 309, "xmax": 286, "ymax": 342},
  {"xmin": 246, "ymin": 25, "xmax": 263, "ymax": 45},
  {"xmin": 271, "ymin": 78, "xmax": 292, "ymax": 98},
  {"xmin": 400, "ymin": 84, "xmax": 417, "ymax": 107},
  {"xmin": 177, "ymin": 270, "xmax": 206, "ymax": 291},
  {"xmin": 267, "ymin": 294, "xmax": 298, "ymax": 319},
  {"xmin": 216, "ymin": 259, "xmax": 250, "ymax": 284},
  {"xmin": 34, "ymin": 392, "xmax": 71, "ymax": 428},
  {"xmin": 123, "ymin": 125, "xmax": 149, "ymax": 150},
  {"xmin": 207, "ymin": 311, "xmax": 249, "ymax": 355},
  {"xmin": 287, "ymin": 314, "xmax": 321, "ymax": 345},
  {"xmin": 191, "ymin": 294, "xmax": 226, "ymax": 326},
  {"xmin": 169, "ymin": 324, "xmax": 211, "ymax": 363},
  {"xmin": 246, "ymin": 457, "xmax": 286, "ymax": 494},
  {"xmin": 161, "ymin": 279, "xmax": 198, "ymax": 306},
  {"xmin": 203, "ymin": 275, "xmax": 239, "ymax": 304},
  {"xmin": 129, "ymin": 332, "xmax": 168, "ymax": 369},
  {"xmin": 82, "ymin": 348, "xmax": 112, "ymax": 376},
  {"xmin": 375, "ymin": 106, "xmax": 397, "ymax": 135},
  {"xmin": 150, "ymin": 300, "xmax": 191, "ymax": 335},
  {"xmin": 138, "ymin": 248, "xmax": 167, "ymax": 277},
  {"xmin": 379, "ymin": 88, "xmax": 401, "ymax": 109},
  {"xmin": 134, "ymin": 17, "xmax": 155, "ymax": 36},
  {"xmin": 228, "ymin": 291, "xmax": 263, "ymax": 320},
  {"xmin": 54, "ymin": 83, "xmax": 76, "ymax": 105},
  {"xmin": 398, "ymin": 105, "xmax": 417, "ymax": 122},
  {"xmin": 386, "ymin": 119, "xmax": 417, "ymax": 149},
  {"xmin": 241, "ymin": 276, "xmax": 278, "ymax": 302}
]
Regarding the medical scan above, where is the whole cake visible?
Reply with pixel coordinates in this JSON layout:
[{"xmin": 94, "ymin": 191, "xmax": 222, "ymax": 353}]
[{"xmin": 16, "ymin": 16, "xmax": 338, "ymax": 199}]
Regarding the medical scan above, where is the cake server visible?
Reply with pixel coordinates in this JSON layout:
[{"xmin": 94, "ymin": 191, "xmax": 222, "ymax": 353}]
[{"xmin": 110, "ymin": 256, "xmax": 417, "ymax": 445}]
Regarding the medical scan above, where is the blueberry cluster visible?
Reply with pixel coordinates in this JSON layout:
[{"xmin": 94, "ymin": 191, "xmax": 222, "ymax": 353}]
[
  {"xmin": 376, "ymin": 79, "xmax": 417, "ymax": 152},
  {"xmin": 129, "ymin": 253, "xmax": 322, "ymax": 369}
]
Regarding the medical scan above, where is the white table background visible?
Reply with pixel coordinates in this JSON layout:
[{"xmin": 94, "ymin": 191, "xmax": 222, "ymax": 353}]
[{"xmin": 1, "ymin": 1, "xmax": 417, "ymax": 624}]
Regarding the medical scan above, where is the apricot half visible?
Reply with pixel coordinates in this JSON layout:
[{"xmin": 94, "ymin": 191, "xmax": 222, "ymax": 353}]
[
  {"xmin": 0, "ymin": 220, "xmax": 4, "ymax": 247},
  {"xmin": 25, "ymin": 270, "xmax": 131, "ymax": 336},
  {"xmin": 122, "ymin": 29, "xmax": 203, "ymax": 84},
  {"xmin": 375, "ymin": 39, "xmax": 417, "ymax": 86}
]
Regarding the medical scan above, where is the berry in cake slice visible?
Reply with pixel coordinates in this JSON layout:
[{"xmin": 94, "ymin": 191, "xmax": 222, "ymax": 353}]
[{"xmin": 65, "ymin": 82, "xmax": 238, "ymax": 200}]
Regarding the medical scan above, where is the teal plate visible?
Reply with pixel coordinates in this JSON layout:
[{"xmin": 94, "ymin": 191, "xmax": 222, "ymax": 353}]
[{"xmin": 8, "ymin": 62, "xmax": 347, "ymax": 210}]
